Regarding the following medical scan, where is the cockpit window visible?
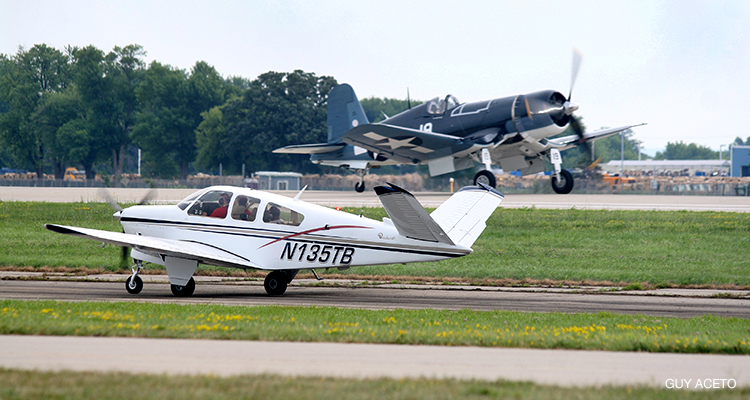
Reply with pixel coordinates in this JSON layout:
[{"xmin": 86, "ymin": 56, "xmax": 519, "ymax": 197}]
[
  {"xmin": 445, "ymin": 95, "xmax": 461, "ymax": 111},
  {"xmin": 262, "ymin": 202, "xmax": 304, "ymax": 226},
  {"xmin": 187, "ymin": 190, "xmax": 233, "ymax": 218},
  {"xmin": 231, "ymin": 195, "xmax": 261, "ymax": 222},
  {"xmin": 177, "ymin": 190, "xmax": 203, "ymax": 210},
  {"xmin": 426, "ymin": 95, "xmax": 461, "ymax": 115}
]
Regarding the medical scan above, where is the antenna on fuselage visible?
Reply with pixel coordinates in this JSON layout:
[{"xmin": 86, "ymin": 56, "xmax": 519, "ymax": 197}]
[
  {"xmin": 293, "ymin": 185, "xmax": 308, "ymax": 201},
  {"xmin": 407, "ymin": 88, "xmax": 411, "ymax": 109}
]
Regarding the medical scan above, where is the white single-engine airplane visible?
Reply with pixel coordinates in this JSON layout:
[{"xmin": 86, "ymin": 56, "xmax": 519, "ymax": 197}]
[{"xmin": 45, "ymin": 183, "xmax": 503, "ymax": 296}]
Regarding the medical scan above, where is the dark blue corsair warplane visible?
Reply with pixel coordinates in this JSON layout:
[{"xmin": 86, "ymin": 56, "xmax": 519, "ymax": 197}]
[{"xmin": 275, "ymin": 51, "xmax": 644, "ymax": 193}]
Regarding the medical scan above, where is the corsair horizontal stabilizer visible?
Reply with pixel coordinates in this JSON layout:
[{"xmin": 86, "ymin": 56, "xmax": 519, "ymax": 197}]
[
  {"xmin": 374, "ymin": 183, "xmax": 454, "ymax": 245},
  {"xmin": 430, "ymin": 184, "xmax": 504, "ymax": 248},
  {"xmin": 273, "ymin": 143, "xmax": 345, "ymax": 154}
]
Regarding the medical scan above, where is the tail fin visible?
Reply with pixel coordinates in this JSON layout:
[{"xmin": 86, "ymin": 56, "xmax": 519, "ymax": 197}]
[
  {"xmin": 430, "ymin": 184, "xmax": 504, "ymax": 248},
  {"xmin": 327, "ymin": 84, "xmax": 369, "ymax": 143},
  {"xmin": 374, "ymin": 182, "xmax": 454, "ymax": 245}
]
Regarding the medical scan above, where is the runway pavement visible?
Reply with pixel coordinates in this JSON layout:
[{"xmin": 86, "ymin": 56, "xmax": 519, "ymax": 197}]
[
  {"xmin": 1, "ymin": 276, "xmax": 750, "ymax": 318},
  {"xmin": 2, "ymin": 186, "xmax": 749, "ymax": 212}
]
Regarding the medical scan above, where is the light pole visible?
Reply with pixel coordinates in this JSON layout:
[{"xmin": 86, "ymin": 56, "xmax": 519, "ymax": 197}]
[{"xmin": 719, "ymin": 144, "xmax": 726, "ymax": 161}]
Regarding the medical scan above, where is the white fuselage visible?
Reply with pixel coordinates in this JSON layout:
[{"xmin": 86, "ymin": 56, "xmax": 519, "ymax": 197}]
[{"xmin": 119, "ymin": 186, "xmax": 469, "ymax": 272}]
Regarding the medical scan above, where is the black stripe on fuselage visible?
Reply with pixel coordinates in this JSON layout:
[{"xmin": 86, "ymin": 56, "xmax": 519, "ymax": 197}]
[{"xmin": 120, "ymin": 217, "xmax": 468, "ymax": 258}]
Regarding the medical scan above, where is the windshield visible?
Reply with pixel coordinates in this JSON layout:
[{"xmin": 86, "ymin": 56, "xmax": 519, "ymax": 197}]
[
  {"xmin": 176, "ymin": 189, "xmax": 206, "ymax": 210},
  {"xmin": 426, "ymin": 95, "xmax": 462, "ymax": 115}
]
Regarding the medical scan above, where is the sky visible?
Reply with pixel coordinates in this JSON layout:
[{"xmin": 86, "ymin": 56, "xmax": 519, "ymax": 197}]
[{"xmin": 2, "ymin": 0, "xmax": 749, "ymax": 156}]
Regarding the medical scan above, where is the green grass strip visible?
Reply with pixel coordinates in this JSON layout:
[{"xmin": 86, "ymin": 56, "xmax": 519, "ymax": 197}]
[
  {"xmin": 1, "ymin": 369, "xmax": 748, "ymax": 399},
  {"xmin": 2, "ymin": 300, "xmax": 749, "ymax": 354}
]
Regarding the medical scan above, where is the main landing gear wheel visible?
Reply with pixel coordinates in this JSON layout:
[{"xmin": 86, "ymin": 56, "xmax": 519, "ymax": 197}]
[
  {"xmin": 264, "ymin": 271, "xmax": 288, "ymax": 296},
  {"xmin": 355, "ymin": 181, "xmax": 365, "ymax": 193},
  {"xmin": 125, "ymin": 275, "xmax": 143, "ymax": 295},
  {"xmin": 170, "ymin": 277, "xmax": 196, "ymax": 297},
  {"xmin": 551, "ymin": 169, "xmax": 574, "ymax": 194},
  {"xmin": 473, "ymin": 170, "xmax": 497, "ymax": 188}
]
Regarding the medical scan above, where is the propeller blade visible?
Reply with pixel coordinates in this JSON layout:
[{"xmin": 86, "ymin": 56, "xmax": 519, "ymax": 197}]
[
  {"xmin": 570, "ymin": 115, "xmax": 593, "ymax": 155},
  {"xmin": 120, "ymin": 242, "xmax": 129, "ymax": 268},
  {"xmin": 138, "ymin": 188, "xmax": 157, "ymax": 205},
  {"xmin": 97, "ymin": 188, "xmax": 122, "ymax": 212},
  {"xmin": 568, "ymin": 48, "xmax": 583, "ymax": 101}
]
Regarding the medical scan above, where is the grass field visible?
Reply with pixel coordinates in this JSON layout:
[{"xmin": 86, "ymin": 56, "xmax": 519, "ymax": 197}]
[
  {"xmin": 2, "ymin": 300, "xmax": 749, "ymax": 354},
  {"xmin": 1, "ymin": 369, "xmax": 747, "ymax": 400},
  {"xmin": 1, "ymin": 201, "xmax": 749, "ymax": 287}
]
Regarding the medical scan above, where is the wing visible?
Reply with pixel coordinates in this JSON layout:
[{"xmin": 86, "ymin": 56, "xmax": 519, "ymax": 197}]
[
  {"xmin": 343, "ymin": 124, "xmax": 468, "ymax": 163},
  {"xmin": 45, "ymin": 224, "xmax": 261, "ymax": 270},
  {"xmin": 547, "ymin": 124, "xmax": 646, "ymax": 151},
  {"xmin": 273, "ymin": 143, "xmax": 345, "ymax": 154}
]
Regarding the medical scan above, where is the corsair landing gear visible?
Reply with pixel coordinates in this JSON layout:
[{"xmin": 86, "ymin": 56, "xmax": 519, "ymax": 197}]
[
  {"xmin": 473, "ymin": 170, "xmax": 496, "ymax": 188},
  {"xmin": 171, "ymin": 277, "xmax": 196, "ymax": 297},
  {"xmin": 125, "ymin": 260, "xmax": 144, "ymax": 294},
  {"xmin": 264, "ymin": 270, "xmax": 299, "ymax": 296},
  {"xmin": 353, "ymin": 167, "xmax": 369, "ymax": 193},
  {"xmin": 551, "ymin": 169, "xmax": 574, "ymax": 194}
]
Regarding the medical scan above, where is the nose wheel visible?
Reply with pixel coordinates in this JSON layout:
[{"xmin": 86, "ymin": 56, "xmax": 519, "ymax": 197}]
[
  {"xmin": 125, "ymin": 275, "xmax": 143, "ymax": 294},
  {"xmin": 125, "ymin": 260, "xmax": 144, "ymax": 294}
]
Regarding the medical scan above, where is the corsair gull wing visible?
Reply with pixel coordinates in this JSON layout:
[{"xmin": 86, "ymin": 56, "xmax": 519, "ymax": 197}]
[
  {"xmin": 343, "ymin": 123, "xmax": 466, "ymax": 164},
  {"xmin": 548, "ymin": 124, "xmax": 646, "ymax": 151}
]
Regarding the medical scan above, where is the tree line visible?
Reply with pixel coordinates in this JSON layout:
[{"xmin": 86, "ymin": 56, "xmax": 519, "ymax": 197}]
[{"xmin": 1, "ymin": 43, "xmax": 735, "ymax": 184}]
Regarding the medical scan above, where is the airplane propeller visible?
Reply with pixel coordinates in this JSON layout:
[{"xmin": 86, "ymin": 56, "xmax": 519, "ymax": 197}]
[
  {"xmin": 563, "ymin": 48, "xmax": 582, "ymax": 116},
  {"xmin": 98, "ymin": 188, "xmax": 157, "ymax": 267}
]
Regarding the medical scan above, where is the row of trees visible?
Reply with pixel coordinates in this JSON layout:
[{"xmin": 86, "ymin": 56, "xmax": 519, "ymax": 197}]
[
  {"xmin": 2, "ymin": 43, "xmax": 740, "ymax": 183},
  {"xmin": 0, "ymin": 44, "xmax": 244, "ymax": 183}
]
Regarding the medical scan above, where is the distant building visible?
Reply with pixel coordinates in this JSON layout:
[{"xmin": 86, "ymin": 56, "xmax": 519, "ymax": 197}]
[
  {"xmin": 250, "ymin": 171, "xmax": 303, "ymax": 190},
  {"xmin": 730, "ymin": 145, "xmax": 750, "ymax": 177},
  {"xmin": 601, "ymin": 160, "xmax": 730, "ymax": 176}
]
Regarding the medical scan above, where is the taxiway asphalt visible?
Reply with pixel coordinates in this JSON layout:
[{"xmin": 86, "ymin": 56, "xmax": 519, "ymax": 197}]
[{"xmin": 1, "ymin": 276, "xmax": 749, "ymax": 318}]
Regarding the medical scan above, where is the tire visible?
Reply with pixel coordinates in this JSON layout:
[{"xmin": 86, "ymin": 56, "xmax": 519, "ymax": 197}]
[
  {"xmin": 551, "ymin": 169, "xmax": 574, "ymax": 194},
  {"xmin": 170, "ymin": 277, "xmax": 196, "ymax": 297},
  {"xmin": 355, "ymin": 182, "xmax": 365, "ymax": 193},
  {"xmin": 473, "ymin": 170, "xmax": 497, "ymax": 188},
  {"xmin": 125, "ymin": 275, "xmax": 143, "ymax": 295},
  {"xmin": 264, "ymin": 271, "xmax": 288, "ymax": 296}
]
